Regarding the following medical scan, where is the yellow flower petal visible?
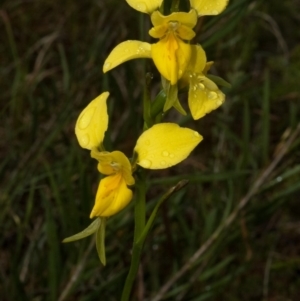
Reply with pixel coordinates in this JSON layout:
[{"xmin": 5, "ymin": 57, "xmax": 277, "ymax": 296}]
[
  {"xmin": 152, "ymin": 34, "xmax": 191, "ymax": 85},
  {"xmin": 91, "ymin": 150, "xmax": 135, "ymax": 186},
  {"xmin": 151, "ymin": 10, "xmax": 198, "ymax": 28},
  {"xmin": 188, "ymin": 73, "xmax": 225, "ymax": 120},
  {"xmin": 190, "ymin": 0, "xmax": 229, "ymax": 16},
  {"xmin": 75, "ymin": 92, "xmax": 109, "ymax": 150},
  {"xmin": 134, "ymin": 123, "xmax": 203, "ymax": 169},
  {"xmin": 103, "ymin": 40, "xmax": 152, "ymax": 73},
  {"xmin": 126, "ymin": 0, "xmax": 163, "ymax": 14},
  {"xmin": 179, "ymin": 44, "xmax": 206, "ymax": 89},
  {"xmin": 90, "ymin": 174, "xmax": 133, "ymax": 218}
]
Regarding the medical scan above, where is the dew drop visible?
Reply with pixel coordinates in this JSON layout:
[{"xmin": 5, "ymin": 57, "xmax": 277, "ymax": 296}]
[
  {"xmin": 178, "ymin": 69, "xmax": 183, "ymax": 76},
  {"xmin": 193, "ymin": 131, "xmax": 200, "ymax": 137},
  {"xmin": 198, "ymin": 83, "xmax": 205, "ymax": 90},
  {"xmin": 193, "ymin": 85, "xmax": 197, "ymax": 91},
  {"xmin": 217, "ymin": 99, "xmax": 223, "ymax": 106},
  {"xmin": 78, "ymin": 109, "xmax": 95, "ymax": 129},
  {"xmin": 124, "ymin": 48, "xmax": 129, "ymax": 53},
  {"xmin": 104, "ymin": 62, "xmax": 111, "ymax": 70},
  {"xmin": 208, "ymin": 91, "xmax": 217, "ymax": 99},
  {"xmin": 139, "ymin": 159, "xmax": 151, "ymax": 168},
  {"xmin": 80, "ymin": 134, "xmax": 90, "ymax": 146},
  {"xmin": 212, "ymin": 10, "xmax": 218, "ymax": 14},
  {"xmin": 170, "ymin": 153, "xmax": 175, "ymax": 158},
  {"xmin": 160, "ymin": 160, "xmax": 166, "ymax": 166},
  {"xmin": 162, "ymin": 151, "xmax": 169, "ymax": 157},
  {"xmin": 136, "ymin": 2, "xmax": 147, "ymax": 11}
]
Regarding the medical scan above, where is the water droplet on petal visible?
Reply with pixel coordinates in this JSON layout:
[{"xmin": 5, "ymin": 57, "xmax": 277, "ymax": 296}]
[
  {"xmin": 193, "ymin": 131, "xmax": 200, "ymax": 137},
  {"xmin": 124, "ymin": 48, "xmax": 129, "ymax": 53},
  {"xmin": 160, "ymin": 160, "xmax": 166, "ymax": 166},
  {"xmin": 217, "ymin": 99, "xmax": 223, "ymax": 106},
  {"xmin": 208, "ymin": 91, "xmax": 217, "ymax": 99},
  {"xmin": 162, "ymin": 151, "xmax": 169, "ymax": 157},
  {"xmin": 170, "ymin": 153, "xmax": 175, "ymax": 158},
  {"xmin": 104, "ymin": 62, "xmax": 111, "ymax": 70},
  {"xmin": 212, "ymin": 10, "xmax": 218, "ymax": 14},
  {"xmin": 139, "ymin": 159, "xmax": 151, "ymax": 168},
  {"xmin": 198, "ymin": 83, "xmax": 205, "ymax": 90},
  {"xmin": 80, "ymin": 134, "xmax": 89, "ymax": 146},
  {"xmin": 136, "ymin": 2, "xmax": 147, "ymax": 11},
  {"xmin": 178, "ymin": 69, "xmax": 183, "ymax": 76},
  {"xmin": 145, "ymin": 140, "xmax": 150, "ymax": 145},
  {"xmin": 78, "ymin": 109, "xmax": 95, "ymax": 129}
]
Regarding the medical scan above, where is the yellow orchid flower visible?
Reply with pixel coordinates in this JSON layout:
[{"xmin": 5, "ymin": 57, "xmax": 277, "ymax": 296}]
[
  {"xmin": 90, "ymin": 150, "xmax": 135, "ymax": 218},
  {"xmin": 190, "ymin": 0, "xmax": 229, "ymax": 17},
  {"xmin": 180, "ymin": 44, "xmax": 225, "ymax": 120},
  {"xmin": 103, "ymin": 10, "xmax": 198, "ymax": 85},
  {"xmin": 75, "ymin": 93, "xmax": 203, "ymax": 218}
]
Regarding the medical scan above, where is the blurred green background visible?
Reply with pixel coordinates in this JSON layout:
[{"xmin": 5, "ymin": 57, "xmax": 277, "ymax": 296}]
[{"xmin": 1, "ymin": 0, "xmax": 300, "ymax": 300}]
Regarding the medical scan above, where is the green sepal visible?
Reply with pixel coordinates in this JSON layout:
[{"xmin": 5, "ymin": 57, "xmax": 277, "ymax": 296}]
[
  {"xmin": 96, "ymin": 217, "xmax": 107, "ymax": 266},
  {"xmin": 151, "ymin": 90, "xmax": 166, "ymax": 119},
  {"xmin": 173, "ymin": 99, "xmax": 187, "ymax": 115},
  {"xmin": 62, "ymin": 218, "xmax": 101, "ymax": 243},
  {"xmin": 206, "ymin": 74, "xmax": 232, "ymax": 88},
  {"xmin": 143, "ymin": 73, "xmax": 154, "ymax": 128},
  {"xmin": 163, "ymin": 81, "xmax": 178, "ymax": 112}
]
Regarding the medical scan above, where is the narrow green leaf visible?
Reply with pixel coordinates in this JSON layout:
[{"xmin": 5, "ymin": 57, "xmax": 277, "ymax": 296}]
[
  {"xmin": 96, "ymin": 217, "xmax": 106, "ymax": 266},
  {"xmin": 206, "ymin": 74, "xmax": 232, "ymax": 88},
  {"xmin": 62, "ymin": 218, "xmax": 100, "ymax": 243}
]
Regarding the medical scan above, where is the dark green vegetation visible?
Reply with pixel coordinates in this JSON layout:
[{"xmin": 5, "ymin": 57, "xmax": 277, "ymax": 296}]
[{"xmin": 1, "ymin": 0, "xmax": 300, "ymax": 300}]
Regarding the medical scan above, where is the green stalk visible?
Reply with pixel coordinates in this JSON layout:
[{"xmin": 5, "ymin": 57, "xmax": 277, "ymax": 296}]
[
  {"xmin": 121, "ymin": 180, "xmax": 188, "ymax": 301},
  {"xmin": 171, "ymin": 0, "xmax": 180, "ymax": 12},
  {"xmin": 121, "ymin": 176, "xmax": 146, "ymax": 301}
]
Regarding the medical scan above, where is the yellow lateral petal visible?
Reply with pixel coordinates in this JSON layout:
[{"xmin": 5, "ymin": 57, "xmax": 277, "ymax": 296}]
[
  {"xmin": 134, "ymin": 123, "xmax": 203, "ymax": 169},
  {"xmin": 126, "ymin": 0, "xmax": 163, "ymax": 14},
  {"xmin": 188, "ymin": 73, "xmax": 225, "ymax": 120},
  {"xmin": 151, "ymin": 10, "xmax": 198, "ymax": 28},
  {"xmin": 75, "ymin": 92, "xmax": 109, "ymax": 150},
  {"xmin": 189, "ymin": 44, "xmax": 207, "ymax": 73},
  {"xmin": 103, "ymin": 40, "xmax": 152, "ymax": 73},
  {"xmin": 90, "ymin": 175, "xmax": 133, "ymax": 218},
  {"xmin": 190, "ymin": 0, "xmax": 229, "ymax": 16},
  {"xmin": 179, "ymin": 44, "xmax": 206, "ymax": 89}
]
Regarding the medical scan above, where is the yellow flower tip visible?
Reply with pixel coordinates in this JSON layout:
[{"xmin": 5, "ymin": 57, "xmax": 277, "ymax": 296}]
[
  {"xmin": 103, "ymin": 40, "xmax": 152, "ymax": 73},
  {"xmin": 190, "ymin": 0, "xmax": 229, "ymax": 17},
  {"xmin": 75, "ymin": 92, "xmax": 109, "ymax": 150},
  {"xmin": 134, "ymin": 123, "xmax": 203, "ymax": 169},
  {"xmin": 126, "ymin": 0, "xmax": 163, "ymax": 14},
  {"xmin": 90, "ymin": 175, "xmax": 133, "ymax": 218}
]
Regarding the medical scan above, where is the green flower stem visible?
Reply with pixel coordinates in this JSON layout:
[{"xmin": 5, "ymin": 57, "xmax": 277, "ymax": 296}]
[
  {"xmin": 121, "ymin": 175, "xmax": 146, "ymax": 301},
  {"xmin": 171, "ymin": 0, "xmax": 180, "ymax": 12},
  {"xmin": 121, "ymin": 180, "xmax": 188, "ymax": 301},
  {"xmin": 134, "ymin": 176, "xmax": 146, "ymax": 242}
]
